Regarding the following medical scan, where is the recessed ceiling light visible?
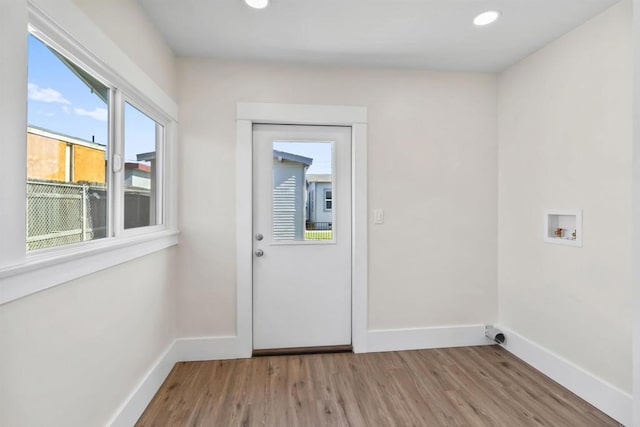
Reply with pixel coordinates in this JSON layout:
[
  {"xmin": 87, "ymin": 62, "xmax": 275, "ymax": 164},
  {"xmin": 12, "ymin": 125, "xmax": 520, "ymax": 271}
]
[
  {"xmin": 473, "ymin": 10, "xmax": 501, "ymax": 26},
  {"xmin": 245, "ymin": 0, "xmax": 269, "ymax": 9}
]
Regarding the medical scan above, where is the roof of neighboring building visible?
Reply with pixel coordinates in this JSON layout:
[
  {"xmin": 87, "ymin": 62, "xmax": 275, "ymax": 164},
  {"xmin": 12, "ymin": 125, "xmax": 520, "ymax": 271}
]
[
  {"xmin": 27, "ymin": 126, "xmax": 106, "ymax": 151},
  {"xmin": 125, "ymin": 162, "xmax": 151, "ymax": 173},
  {"xmin": 137, "ymin": 151, "xmax": 156, "ymax": 161},
  {"xmin": 273, "ymin": 150, "xmax": 313, "ymax": 166},
  {"xmin": 306, "ymin": 174, "xmax": 332, "ymax": 183}
]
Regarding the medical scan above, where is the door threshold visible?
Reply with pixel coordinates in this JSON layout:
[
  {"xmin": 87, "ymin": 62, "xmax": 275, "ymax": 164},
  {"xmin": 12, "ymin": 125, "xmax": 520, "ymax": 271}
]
[{"xmin": 253, "ymin": 344, "xmax": 352, "ymax": 357}]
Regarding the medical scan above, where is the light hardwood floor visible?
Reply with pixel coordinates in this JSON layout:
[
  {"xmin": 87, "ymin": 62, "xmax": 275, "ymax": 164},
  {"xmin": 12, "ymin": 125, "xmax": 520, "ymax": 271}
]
[{"xmin": 136, "ymin": 345, "xmax": 619, "ymax": 426}]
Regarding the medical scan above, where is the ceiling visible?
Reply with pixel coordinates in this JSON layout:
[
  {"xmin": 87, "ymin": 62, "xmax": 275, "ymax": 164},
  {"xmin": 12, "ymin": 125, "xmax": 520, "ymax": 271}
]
[{"xmin": 137, "ymin": 0, "xmax": 621, "ymax": 72}]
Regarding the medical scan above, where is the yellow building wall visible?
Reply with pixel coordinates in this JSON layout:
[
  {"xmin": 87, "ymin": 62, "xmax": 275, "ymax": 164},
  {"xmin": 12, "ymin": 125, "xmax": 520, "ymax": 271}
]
[
  {"xmin": 26, "ymin": 133, "xmax": 66, "ymax": 182},
  {"xmin": 74, "ymin": 145, "xmax": 105, "ymax": 184},
  {"xmin": 26, "ymin": 132, "xmax": 106, "ymax": 184}
]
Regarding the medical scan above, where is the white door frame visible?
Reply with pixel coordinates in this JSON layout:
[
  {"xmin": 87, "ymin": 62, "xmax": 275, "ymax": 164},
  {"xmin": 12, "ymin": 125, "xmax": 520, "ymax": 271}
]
[{"xmin": 236, "ymin": 102, "xmax": 368, "ymax": 356}]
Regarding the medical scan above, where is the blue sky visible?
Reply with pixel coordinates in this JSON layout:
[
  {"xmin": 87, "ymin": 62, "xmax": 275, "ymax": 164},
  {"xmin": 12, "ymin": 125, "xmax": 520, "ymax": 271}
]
[
  {"xmin": 273, "ymin": 141, "xmax": 332, "ymax": 175},
  {"xmin": 28, "ymin": 34, "xmax": 155, "ymax": 163}
]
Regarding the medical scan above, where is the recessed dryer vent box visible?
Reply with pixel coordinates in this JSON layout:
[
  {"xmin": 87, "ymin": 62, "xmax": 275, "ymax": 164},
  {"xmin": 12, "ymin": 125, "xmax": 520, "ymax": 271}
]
[{"xmin": 544, "ymin": 210, "xmax": 582, "ymax": 247}]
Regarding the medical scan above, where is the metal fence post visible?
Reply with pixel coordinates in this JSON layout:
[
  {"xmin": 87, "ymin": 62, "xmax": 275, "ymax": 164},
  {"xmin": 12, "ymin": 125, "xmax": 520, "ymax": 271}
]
[{"xmin": 82, "ymin": 183, "xmax": 88, "ymax": 241}]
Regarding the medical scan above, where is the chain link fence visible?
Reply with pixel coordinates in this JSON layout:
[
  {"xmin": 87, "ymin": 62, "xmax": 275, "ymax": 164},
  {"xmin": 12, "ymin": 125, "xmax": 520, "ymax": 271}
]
[
  {"xmin": 26, "ymin": 180, "xmax": 107, "ymax": 250},
  {"xmin": 27, "ymin": 180, "xmax": 153, "ymax": 251},
  {"xmin": 27, "ymin": 180, "xmax": 153, "ymax": 250}
]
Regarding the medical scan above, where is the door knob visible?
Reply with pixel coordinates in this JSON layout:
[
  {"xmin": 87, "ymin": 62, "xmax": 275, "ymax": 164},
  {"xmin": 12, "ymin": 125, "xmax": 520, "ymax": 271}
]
[{"xmin": 255, "ymin": 249, "xmax": 264, "ymax": 257}]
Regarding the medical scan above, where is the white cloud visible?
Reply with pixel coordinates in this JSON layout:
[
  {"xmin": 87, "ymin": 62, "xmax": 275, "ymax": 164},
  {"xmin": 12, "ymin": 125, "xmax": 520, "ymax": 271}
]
[
  {"xmin": 74, "ymin": 107, "xmax": 108, "ymax": 122},
  {"xmin": 29, "ymin": 82, "xmax": 108, "ymax": 122},
  {"xmin": 28, "ymin": 83, "xmax": 71, "ymax": 105}
]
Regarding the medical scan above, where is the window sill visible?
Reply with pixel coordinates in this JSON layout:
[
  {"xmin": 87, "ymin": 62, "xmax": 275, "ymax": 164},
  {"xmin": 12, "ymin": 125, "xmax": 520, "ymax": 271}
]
[{"xmin": 0, "ymin": 229, "xmax": 179, "ymax": 305}]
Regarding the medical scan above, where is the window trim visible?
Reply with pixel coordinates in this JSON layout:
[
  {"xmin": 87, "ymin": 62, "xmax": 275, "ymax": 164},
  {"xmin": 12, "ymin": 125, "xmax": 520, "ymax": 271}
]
[
  {"xmin": 0, "ymin": 3, "xmax": 179, "ymax": 305},
  {"xmin": 26, "ymin": 30, "xmax": 170, "ymax": 245},
  {"xmin": 120, "ymin": 97, "xmax": 166, "ymax": 235},
  {"xmin": 0, "ymin": 229, "xmax": 178, "ymax": 305},
  {"xmin": 27, "ymin": 32, "xmax": 116, "ymax": 250},
  {"xmin": 323, "ymin": 188, "xmax": 333, "ymax": 211}
]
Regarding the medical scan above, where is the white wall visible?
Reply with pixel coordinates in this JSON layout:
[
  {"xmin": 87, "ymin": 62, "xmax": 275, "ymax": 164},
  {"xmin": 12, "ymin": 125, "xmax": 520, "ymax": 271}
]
[
  {"xmin": 0, "ymin": 0, "xmax": 179, "ymax": 425},
  {"xmin": 177, "ymin": 60, "xmax": 498, "ymax": 336},
  {"xmin": 0, "ymin": 249, "xmax": 177, "ymax": 426},
  {"xmin": 498, "ymin": 0, "xmax": 632, "ymax": 393},
  {"xmin": 72, "ymin": 0, "xmax": 177, "ymax": 102}
]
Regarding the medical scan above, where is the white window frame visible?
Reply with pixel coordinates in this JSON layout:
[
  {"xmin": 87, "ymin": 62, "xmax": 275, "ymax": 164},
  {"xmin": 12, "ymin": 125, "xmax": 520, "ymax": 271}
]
[
  {"xmin": 0, "ymin": 3, "xmax": 179, "ymax": 305},
  {"xmin": 119, "ymin": 97, "xmax": 166, "ymax": 237}
]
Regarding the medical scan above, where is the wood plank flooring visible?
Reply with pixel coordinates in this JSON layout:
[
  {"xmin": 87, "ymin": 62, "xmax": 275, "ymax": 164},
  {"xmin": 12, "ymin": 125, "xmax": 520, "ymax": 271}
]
[{"xmin": 136, "ymin": 345, "xmax": 619, "ymax": 426}]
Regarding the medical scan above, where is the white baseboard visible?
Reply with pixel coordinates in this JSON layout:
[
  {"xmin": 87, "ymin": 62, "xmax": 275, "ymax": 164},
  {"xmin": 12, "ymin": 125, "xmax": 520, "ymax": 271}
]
[
  {"xmin": 497, "ymin": 325, "xmax": 632, "ymax": 426},
  {"xmin": 108, "ymin": 336, "xmax": 247, "ymax": 426},
  {"xmin": 366, "ymin": 324, "xmax": 494, "ymax": 353},
  {"xmin": 107, "ymin": 341, "xmax": 180, "ymax": 427}
]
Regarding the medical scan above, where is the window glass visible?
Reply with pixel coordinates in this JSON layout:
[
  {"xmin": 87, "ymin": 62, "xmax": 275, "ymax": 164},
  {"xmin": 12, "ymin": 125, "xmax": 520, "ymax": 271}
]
[
  {"xmin": 272, "ymin": 141, "xmax": 333, "ymax": 241},
  {"xmin": 26, "ymin": 34, "xmax": 109, "ymax": 250},
  {"xmin": 123, "ymin": 102, "xmax": 161, "ymax": 229}
]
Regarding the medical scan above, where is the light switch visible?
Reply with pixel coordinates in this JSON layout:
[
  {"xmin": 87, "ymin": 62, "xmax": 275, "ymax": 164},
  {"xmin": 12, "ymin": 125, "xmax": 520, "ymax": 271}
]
[{"xmin": 374, "ymin": 209, "xmax": 384, "ymax": 224}]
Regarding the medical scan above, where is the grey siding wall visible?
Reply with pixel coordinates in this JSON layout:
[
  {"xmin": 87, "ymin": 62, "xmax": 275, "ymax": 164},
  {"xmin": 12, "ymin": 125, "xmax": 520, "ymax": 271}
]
[
  {"xmin": 273, "ymin": 162, "xmax": 305, "ymax": 240},
  {"xmin": 314, "ymin": 182, "xmax": 333, "ymax": 224}
]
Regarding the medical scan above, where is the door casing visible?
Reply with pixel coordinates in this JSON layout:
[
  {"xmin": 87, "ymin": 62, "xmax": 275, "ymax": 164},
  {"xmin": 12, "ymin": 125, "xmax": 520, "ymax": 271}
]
[{"xmin": 236, "ymin": 102, "xmax": 368, "ymax": 356}]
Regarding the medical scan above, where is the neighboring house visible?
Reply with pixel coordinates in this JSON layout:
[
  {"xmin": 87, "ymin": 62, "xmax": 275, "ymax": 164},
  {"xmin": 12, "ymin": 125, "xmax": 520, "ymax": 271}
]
[
  {"xmin": 27, "ymin": 126, "xmax": 106, "ymax": 184},
  {"xmin": 26, "ymin": 127, "xmax": 108, "ymax": 249},
  {"xmin": 124, "ymin": 162, "xmax": 151, "ymax": 190},
  {"xmin": 26, "ymin": 126, "xmax": 156, "ymax": 247},
  {"xmin": 133, "ymin": 151, "xmax": 157, "ymax": 191},
  {"xmin": 123, "ymin": 161, "xmax": 152, "ymax": 229},
  {"xmin": 27, "ymin": 126, "xmax": 154, "ymax": 189},
  {"xmin": 126, "ymin": 151, "xmax": 158, "ymax": 228},
  {"xmin": 306, "ymin": 173, "xmax": 332, "ymax": 228},
  {"xmin": 272, "ymin": 149, "xmax": 312, "ymax": 240}
]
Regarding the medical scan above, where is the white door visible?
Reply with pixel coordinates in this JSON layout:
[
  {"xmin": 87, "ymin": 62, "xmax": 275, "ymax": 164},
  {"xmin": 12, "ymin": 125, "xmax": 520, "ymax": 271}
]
[{"xmin": 252, "ymin": 124, "xmax": 352, "ymax": 350}]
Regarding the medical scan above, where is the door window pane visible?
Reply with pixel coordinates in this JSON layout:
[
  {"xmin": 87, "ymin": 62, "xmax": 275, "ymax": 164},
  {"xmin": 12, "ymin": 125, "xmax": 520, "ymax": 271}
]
[
  {"xmin": 123, "ymin": 102, "xmax": 161, "ymax": 229},
  {"xmin": 272, "ymin": 141, "xmax": 333, "ymax": 241},
  {"xmin": 26, "ymin": 34, "xmax": 109, "ymax": 250}
]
